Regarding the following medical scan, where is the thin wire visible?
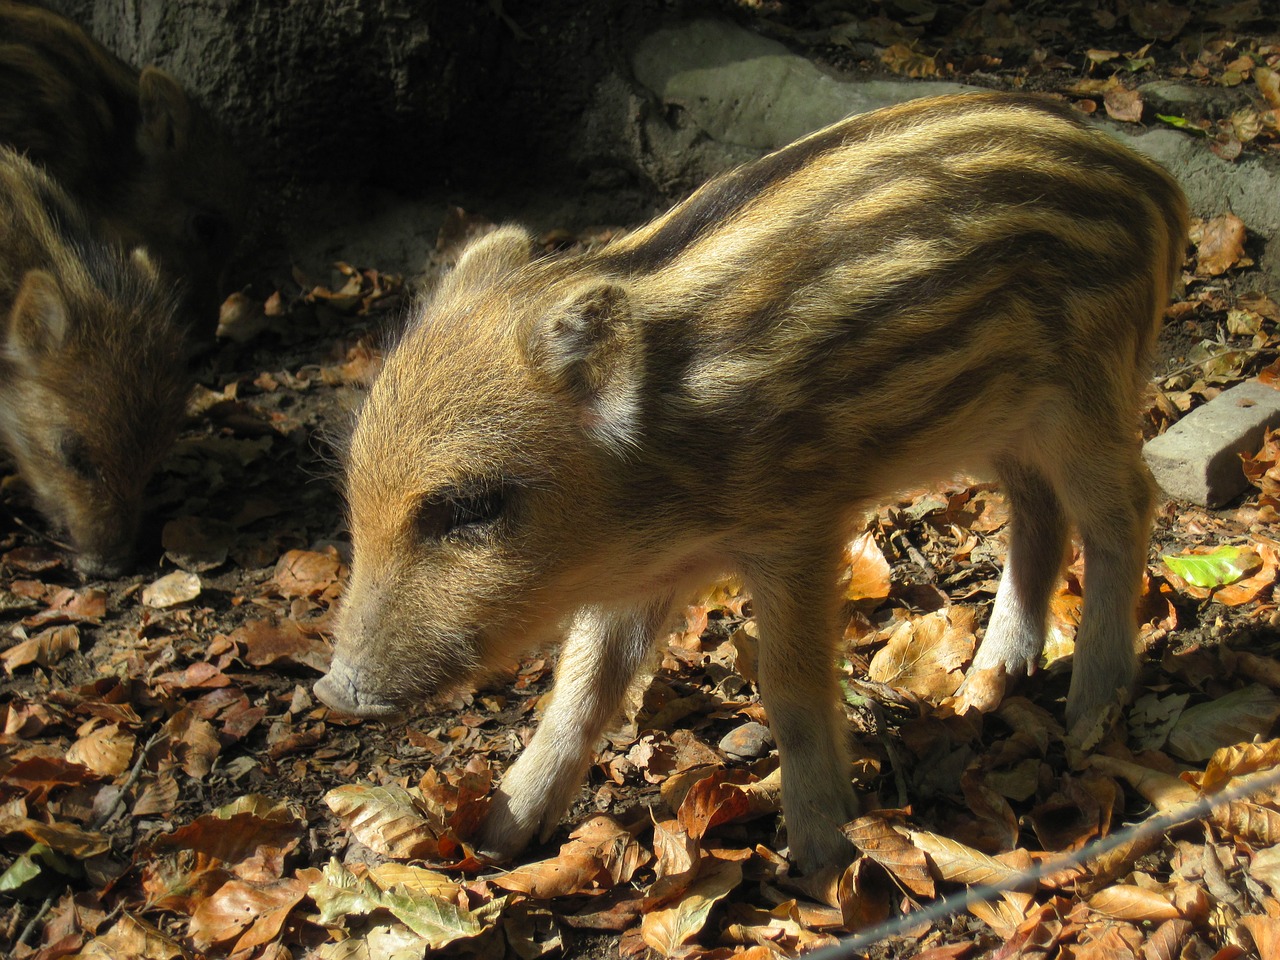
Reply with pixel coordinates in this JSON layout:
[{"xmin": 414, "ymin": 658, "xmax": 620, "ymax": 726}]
[{"xmin": 804, "ymin": 761, "xmax": 1280, "ymax": 959}]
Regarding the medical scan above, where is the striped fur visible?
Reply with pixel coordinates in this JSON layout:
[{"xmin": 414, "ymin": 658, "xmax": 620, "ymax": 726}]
[
  {"xmin": 0, "ymin": 146, "xmax": 190, "ymax": 575},
  {"xmin": 0, "ymin": 1, "xmax": 247, "ymax": 323},
  {"xmin": 318, "ymin": 94, "xmax": 1189, "ymax": 874}
]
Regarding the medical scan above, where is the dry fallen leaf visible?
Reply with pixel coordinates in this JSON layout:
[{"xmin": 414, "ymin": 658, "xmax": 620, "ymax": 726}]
[
  {"xmin": 844, "ymin": 530, "xmax": 892, "ymax": 603},
  {"xmin": 142, "ymin": 570, "xmax": 202, "ymax": 608},
  {"xmin": 1194, "ymin": 213, "xmax": 1249, "ymax": 276},
  {"xmin": 324, "ymin": 784, "xmax": 448, "ymax": 860},
  {"xmin": 641, "ymin": 856, "xmax": 743, "ymax": 955},
  {"xmin": 842, "ymin": 813, "xmax": 935, "ymax": 897},
  {"xmin": 868, "ymin": 607, "xmax": 975, "ymax": 701},
  {"xmin": 1087, "ymin": 884, "xmax": 1181, "ymax": 921}
]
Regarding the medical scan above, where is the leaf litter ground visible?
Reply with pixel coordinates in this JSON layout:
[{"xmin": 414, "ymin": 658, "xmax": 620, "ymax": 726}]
[{"xmin": 7, "ymin": 4, "xmax": 1280, "ymax": 956}]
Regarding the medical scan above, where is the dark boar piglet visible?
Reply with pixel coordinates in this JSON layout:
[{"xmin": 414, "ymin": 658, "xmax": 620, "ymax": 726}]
[{"xmin": 0, "ymin": 146, "xmax": 190, "ymax": 576}]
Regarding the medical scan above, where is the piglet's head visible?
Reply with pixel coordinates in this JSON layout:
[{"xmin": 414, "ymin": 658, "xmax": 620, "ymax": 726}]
[
  {"xmin": 317, "ymin": 227, "xmax": 652, "ymax": 718},
  {"xmin": 0, "ymin": 253, "xmax": 188, "ymax": 577}
]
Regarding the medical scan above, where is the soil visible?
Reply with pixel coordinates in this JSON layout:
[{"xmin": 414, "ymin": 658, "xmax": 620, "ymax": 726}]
[{"xmin": 4, "ymin": 3, "xmax": 1280, "ymax": 958}]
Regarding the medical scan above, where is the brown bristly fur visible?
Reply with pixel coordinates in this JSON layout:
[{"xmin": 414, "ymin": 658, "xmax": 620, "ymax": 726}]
[
  {"xmin": 317, "ymin": 94, "xmax": 1189, "ymax": 874},
  {"xmin": 0, "ymin": 146, "xmax": 190, "ymax": 575},
  {"xmin": 0, "ymin": 0, "xmax": 248, "ymax": 323}
]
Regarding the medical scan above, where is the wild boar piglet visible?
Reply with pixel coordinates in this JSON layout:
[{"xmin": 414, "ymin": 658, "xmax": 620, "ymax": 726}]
[
  {"xmin": 0, "ymin": 147, "xmax": 190, "ymax": 576},
  {"xmin": 317, "ymin": 93, "xmax": 1188, "ymax": 874}
]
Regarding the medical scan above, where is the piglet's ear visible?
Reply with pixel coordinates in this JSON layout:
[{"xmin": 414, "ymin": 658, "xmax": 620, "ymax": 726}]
[
  {"xmin": 7, "ymin": 270, "xmax": 69, "ymax": 358},
  {"xmin": 450, "ymin": 225, "xmax": 534, "ymax": 282},
  {"xmin": 137, "ymin": 66, "xmax": 192, "ymax": 157},
  {"xmin": 130, "ymin": 246, "xmax": 162, "ymax": 283},
  {"xmin": 526, "ymin": 282, "xmax": 643, "ymax": 454}
]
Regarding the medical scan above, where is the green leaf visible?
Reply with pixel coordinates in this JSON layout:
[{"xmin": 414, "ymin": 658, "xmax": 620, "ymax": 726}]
[
  {"xmin": 310, "ymin": 859, "xmax": 386, "ymax": 926},
  {"xmin": 308, "ymin": 859, "xmax": 500, "ymax": 950},
  {"xmin": 0, "ymin": 850, "xmax": 45, "ymax": 895},
  {"xmin": 1163, "ymin": 545, "xmax": 1260, "ymax": 588},
  {"xmin": 382, "ymin": 884, "xmax": 498, "ymax": 945},
  {"xmin": 0, "ymin": 842, "xmax": 81, "ymax": 898},
  {"xmin": 1156, "ymin": 114, "xmax": 1210, "ymax": 136}
]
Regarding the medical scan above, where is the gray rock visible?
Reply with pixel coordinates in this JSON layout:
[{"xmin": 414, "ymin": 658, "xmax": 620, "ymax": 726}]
[
  {"xmin": 718, "ymin": 721, "xmax": 773, "ymax": 759},
  {"xmin": 1113, "ymin": 123, "xmax": 1280, "ymax": 288},
  {"xmin": 620, "ymin": 20, "xmax": 1280, "ymax": 291},
  {"xmin": 1143, "ymin": 380, "xmax": 1280, "ymax": 507},
  {"xmin": 1138, "ymin": 80, "xmax": 1255, "ymax": 120},
  {"xmin": 632, "ymin": 19, "xmax": 976, "ymax": 152}
]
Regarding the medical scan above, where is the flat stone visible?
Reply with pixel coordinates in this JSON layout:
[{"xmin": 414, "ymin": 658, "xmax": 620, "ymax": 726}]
[
  {"xmin": 1143, "ymin": 380, "xmax": 1280, "ymax": 507},
  {"xmin": 632, "ymin": 19, "xmax": 975, "ymax": 152},
  {"xmin": 1137, "ymin": 80, "xmax": 1254, "ymax": 120},
  {"xmin": 718, "ymin": 721, "xmax": 773, "ymax": 760}
]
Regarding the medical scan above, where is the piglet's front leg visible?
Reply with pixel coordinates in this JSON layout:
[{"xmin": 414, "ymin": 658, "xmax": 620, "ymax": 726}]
[
  {"xmin": 478, "ymin": 597, "xmax": 673, "ymax": 859},
  {"xmin": 742, "ymin": 538, "xmax": 859, "ymax": 875}
]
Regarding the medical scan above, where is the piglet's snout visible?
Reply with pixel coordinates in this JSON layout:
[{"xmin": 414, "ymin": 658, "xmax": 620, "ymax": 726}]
[{"xmin": 314, "ymin": 658, "xmax": 401, "ymax": 718}]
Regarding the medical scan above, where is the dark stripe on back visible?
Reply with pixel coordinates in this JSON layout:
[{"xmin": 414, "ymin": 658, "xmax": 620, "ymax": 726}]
[
  {"xmin": 597, "ymin": 94, "xmax": 1159, "ymax": 278},
  {"xmin": 597, "ymin": 119, "xmax": 874, "ymax": 275}
]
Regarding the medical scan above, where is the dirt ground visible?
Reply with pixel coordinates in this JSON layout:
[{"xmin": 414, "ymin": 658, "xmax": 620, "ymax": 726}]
[{"xmin": 6, "ymin": 3, "xmax": 1280, "ymax": 959}]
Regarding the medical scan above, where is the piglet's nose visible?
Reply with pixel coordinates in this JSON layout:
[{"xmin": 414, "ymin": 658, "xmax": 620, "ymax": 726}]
[{"xmin": 314, "ymin": 659, "xmax": 401, "ymax": 718}]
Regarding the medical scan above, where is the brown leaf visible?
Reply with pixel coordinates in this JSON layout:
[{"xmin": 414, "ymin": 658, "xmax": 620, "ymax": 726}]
[
  {"xmin": 844, "ymin": 531, "xmax": 892, "ymax": 603},
  {"xmin": 1201, "ymin": 738, "xmax": 1280, "ymax": 794},
  {"xmin": 1167, "ymin": 685, "xmax": 1280, "ymax": 762},
  {"xmin": 677, "ymin": 768, "xmax": 755, "ymax": 840},
  {"xmin": 153, "ymin": 661, "xmax": 232, "ymax": 692},
  {"xmin": 1104, "ymin": 86, "xmax": 1144, "ymax": 122},
  {"xmin": 3, "ymin": 756, "xmax": 101, "ymax": 803},
  {"xmin": 1087, "ymin": 884, "xmax": 1180, "ymax": 921},
  {"xmin": 880, "ymin": 43, "xmax": 938, "ymax": 78},
  {"xmin": 65, "ymin": 723, "xmax": 135, "ymax": 777},
  {"xmin": 188, "ymin": 876, "xmax": 308, "ymax": 952},
  {"xmin": 272, "ymin": 547, "xmax": 345, "ymax": 599},
  {"xmin": 141, "ymin": 570, "xmax": 202, "ymax": 608},
  {"xmin": 232, "ymin": 617, "xmax": 331, "ymax": 673},
  {"xmin": 869, "ymin": 607, "xmax": 974, "ymax": 701},
  {"xmin": 3, "ymin": 545, "xmax": 64, "ymax": 573},
  {"xmin": 967, "ymin": 890, "xmax": 1033, "ymax": 939},
  {"xmin": 1142, "ymin": 918, "xmax": 1192, "ymax": 960},
  {"xmin": 842, "ymin": 814, "xmax": 935, "ymax": 897},
  {"xmin": 1257, "ymin": 67, "xmax": 1280, "ymax": 111},
  {"xmin": 133, "ymin": 771, "xmax": 181, "ymax": 818},
  {"xmin": 148, "ymin": 805, "xmax": 303, "ymax": 883},
  {"xmin": 79, "ymin": 913, "xmax": 187, "ymax": 959},
  {"xmin": 164, "ymin": 707, "xmax": 222, "ymax": 778},
  {"xmin": 0, "ymin": 810, "xmax": 109, "ymax": 857},
  {"xmin": 366, "ymin": 863, "xmax": 462, "ymax": 900},
  {"xmin": 834, "ymin": 855, "xmax": 894, "ymax": 931},
  {"xmin": 1195, "ymin": 213, "xmax": 1249, "ymax": 276},
  {"xmin": 493, "ymin": 850, "xmax": 611, "ymax": 899},
  {"xmin": 2, "ymin": 624, "xmax": 79, "ymax": 674},
  {"xmin": 652, "ymin": 817, "xmax": 698, "ymax": 885},
  {"xmin": 1086, "ymin": 755, "xmax": 1198, "ymax": 812},
  {"xmin": 22, "ymin": 587, "xmax": 106, "ymax": 629},
  {"xmin": 1244, "ymin": 916, "xmax": 1280, "ymax": 960},
  {"xmin": 1250, "ymin": 847, "xmax": 1280, "ymax": 898},
  {"xmin": 325, "ymin": 783, "xmax": 447, "ymax": 859},
  {"xmin": 494, "ymin": 819, "xmax": 645, "ymax": 901},
  {"xmin": 909, "ymin": 830, "xmax": 1021, "ymax": 887},
  {"xmin": 1214, "ymin": 543, "xmax": 1278, "ymax": 606},
  {"xmin": 729, "ymin": 766, "xmax": 783, "ymax": 818},
  {"xmin": 641, "ymin": 856, "xmax": 742, "ymax": 955}
]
